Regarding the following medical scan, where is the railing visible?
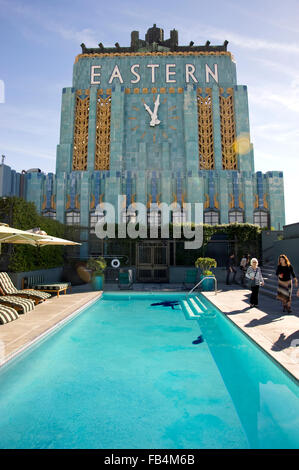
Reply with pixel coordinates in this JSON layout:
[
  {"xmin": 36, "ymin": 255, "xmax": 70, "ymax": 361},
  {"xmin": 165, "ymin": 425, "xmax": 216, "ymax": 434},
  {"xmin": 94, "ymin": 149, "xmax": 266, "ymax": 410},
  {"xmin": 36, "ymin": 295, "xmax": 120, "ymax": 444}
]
[{"xmin": 186, "ymin": 275, "xmax": 217, "ymax": 299}]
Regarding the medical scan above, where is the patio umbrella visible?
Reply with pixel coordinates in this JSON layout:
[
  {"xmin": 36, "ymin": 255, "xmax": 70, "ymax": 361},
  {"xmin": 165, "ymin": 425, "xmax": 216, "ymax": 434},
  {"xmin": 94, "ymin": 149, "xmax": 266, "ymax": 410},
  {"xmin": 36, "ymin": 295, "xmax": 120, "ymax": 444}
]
[
  {"xmin": 0, "ymin": 223, "xmax": 46, "ymax": 246},
  {"xmin": 0, "ymin": 224, "xmax": 81, "ymax": 248},
  {"xmin": 25, "ymin": 228, "xmax": 81, "ymax": 247}
]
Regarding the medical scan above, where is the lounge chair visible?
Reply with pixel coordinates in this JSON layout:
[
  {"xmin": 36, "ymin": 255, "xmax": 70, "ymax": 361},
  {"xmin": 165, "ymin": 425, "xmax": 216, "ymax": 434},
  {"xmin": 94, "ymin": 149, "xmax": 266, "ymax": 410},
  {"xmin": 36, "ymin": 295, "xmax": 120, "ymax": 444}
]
[
  {"xmin": 30, "ymin": 282, "xmax": 71, "ymax": 297},
  {"xmin": 0, "ymin": 305, "xmax": 19, "ymax": 324},
  {"xmin": 0, "ymin": 295, "xmax": 35, "ymax": 314},
  {"xmin": 0, "ymin": 272, "xmax": 51, "ymax": 303},
  {"xmin": 183, "ymin": 269, "xmax": 198, "ymax": 289},
  {"xmin": 118, "ymin": 270, "xmax": 133, "ymax": 289}
]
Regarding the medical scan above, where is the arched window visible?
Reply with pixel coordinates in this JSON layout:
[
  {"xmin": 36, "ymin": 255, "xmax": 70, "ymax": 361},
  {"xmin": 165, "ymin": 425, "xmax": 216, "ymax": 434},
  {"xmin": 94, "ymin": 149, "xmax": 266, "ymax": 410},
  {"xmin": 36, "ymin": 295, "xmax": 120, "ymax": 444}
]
[
  {"xmin": 229, "ymin": 210, "xmax": 244, "ymax": 223},
  {"xmin": 42, "ymin": 210, "xmax": 56, "ymax": 220},
  {"xmin": 65, "ymin": 210, "xmax": 80, "ymax": 226},
  {"xmin": 90, "ymin": 210, "xmax": 105, "ymax": 232},
  {"xmin": 204, "ymin": 210, "xmax": 219, "ymax": 225},
  {"xmin": 172, "ymin": 209, "xmax": 187, "ymax": 225},
  {"xmin": 253, "ymin": 210, "xmax": 269, "ymax": 228},
  {"xmin": 147, "ymin": 209, "xmax": 161, "ymax": 227},
  {"xmin": 121, "ymin": 209, "xmax": 137, "ymax": 224}
]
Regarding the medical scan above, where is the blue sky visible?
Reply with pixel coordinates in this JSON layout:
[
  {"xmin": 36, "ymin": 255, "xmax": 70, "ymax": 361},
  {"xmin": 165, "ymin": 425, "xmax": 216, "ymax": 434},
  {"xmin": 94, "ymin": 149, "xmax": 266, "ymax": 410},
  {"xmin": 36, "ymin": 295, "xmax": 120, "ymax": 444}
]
[{"xmin": 0, "ymin": 0, "xmax": 298, "ymax": 225}]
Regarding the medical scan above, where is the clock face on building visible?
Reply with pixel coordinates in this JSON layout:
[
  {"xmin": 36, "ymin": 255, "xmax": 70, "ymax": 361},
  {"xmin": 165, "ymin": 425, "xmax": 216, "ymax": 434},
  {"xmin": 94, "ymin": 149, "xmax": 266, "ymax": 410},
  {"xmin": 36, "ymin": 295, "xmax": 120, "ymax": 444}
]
[{"xmin": 126, "ymin": 91, "xmax": 182, "ymax": 144}]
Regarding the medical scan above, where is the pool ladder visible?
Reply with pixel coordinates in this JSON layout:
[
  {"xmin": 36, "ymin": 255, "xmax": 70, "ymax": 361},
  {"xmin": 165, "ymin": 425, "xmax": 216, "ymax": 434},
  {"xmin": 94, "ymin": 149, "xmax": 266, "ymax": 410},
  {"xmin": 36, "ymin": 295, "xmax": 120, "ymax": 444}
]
[{"xmin": 186, "ymin": 276, "xmax": 217, "ymax": 300}]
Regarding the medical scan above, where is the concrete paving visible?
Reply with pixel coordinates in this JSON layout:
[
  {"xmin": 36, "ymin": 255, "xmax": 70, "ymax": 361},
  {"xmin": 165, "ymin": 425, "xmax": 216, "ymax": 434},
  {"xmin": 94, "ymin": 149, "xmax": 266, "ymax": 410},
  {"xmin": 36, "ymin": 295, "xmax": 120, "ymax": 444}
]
[{"xmin": 203, "ymin": 283, "xmax": 299, "ymax": 381}]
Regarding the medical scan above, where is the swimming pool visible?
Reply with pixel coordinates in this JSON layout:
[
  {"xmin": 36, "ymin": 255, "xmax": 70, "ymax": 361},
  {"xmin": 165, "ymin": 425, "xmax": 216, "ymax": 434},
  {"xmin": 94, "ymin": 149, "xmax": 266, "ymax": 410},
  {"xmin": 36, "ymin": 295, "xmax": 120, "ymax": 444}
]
[{"xmin": 0, "ymin": 292, "xmax": 298, "ymax": 449}]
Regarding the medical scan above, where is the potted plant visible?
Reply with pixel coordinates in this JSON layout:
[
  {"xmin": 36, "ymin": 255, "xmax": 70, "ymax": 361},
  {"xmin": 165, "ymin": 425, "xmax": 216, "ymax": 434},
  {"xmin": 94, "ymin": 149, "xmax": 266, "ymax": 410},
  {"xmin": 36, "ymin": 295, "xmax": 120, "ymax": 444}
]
[
  {"xmin": 194, "ymin": 257, "xmax": 217, "ymax": 291},
  {"xmin": 86, "ymin": 256, "xmax": 107, "ymax": 291}
]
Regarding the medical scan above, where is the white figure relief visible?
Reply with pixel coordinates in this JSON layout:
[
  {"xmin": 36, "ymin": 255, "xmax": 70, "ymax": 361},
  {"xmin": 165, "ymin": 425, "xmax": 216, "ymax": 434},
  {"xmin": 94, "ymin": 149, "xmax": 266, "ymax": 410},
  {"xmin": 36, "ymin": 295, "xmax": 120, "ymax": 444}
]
[{"xmin": 144, "ymin": 94, "xmax": 161, "ymax": 127}]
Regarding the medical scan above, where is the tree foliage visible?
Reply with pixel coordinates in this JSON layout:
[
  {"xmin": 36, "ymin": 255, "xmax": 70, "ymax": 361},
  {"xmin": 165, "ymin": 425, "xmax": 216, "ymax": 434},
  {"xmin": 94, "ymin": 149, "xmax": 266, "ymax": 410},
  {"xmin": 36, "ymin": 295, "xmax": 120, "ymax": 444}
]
[{"xmin": 0, "ymin": 197, "xmax": 67, "ymax": 272}]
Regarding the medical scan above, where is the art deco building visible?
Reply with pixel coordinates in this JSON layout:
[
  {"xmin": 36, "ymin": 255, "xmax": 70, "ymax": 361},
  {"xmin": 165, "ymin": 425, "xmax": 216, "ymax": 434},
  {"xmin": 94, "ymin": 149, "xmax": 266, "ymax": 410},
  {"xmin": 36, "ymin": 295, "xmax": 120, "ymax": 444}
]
[{"xmin": 1, "ymin": 25, "xmax": 285, "ymax": 263}]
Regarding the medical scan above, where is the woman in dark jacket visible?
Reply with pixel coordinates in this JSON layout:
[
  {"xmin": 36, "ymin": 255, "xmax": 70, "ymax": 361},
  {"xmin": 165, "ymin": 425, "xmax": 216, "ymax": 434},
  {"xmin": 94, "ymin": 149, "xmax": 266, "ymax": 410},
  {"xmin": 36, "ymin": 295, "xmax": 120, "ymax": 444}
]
[{"xmin": 276, "ymin": 254, "xmax": 298, "ymax": 313}]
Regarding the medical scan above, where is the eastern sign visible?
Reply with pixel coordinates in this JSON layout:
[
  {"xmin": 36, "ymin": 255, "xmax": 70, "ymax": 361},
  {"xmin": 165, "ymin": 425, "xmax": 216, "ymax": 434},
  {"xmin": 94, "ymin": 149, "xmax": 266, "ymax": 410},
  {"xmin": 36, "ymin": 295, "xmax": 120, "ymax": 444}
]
[{"xmin": 90, "ymin": 63, "xmax": 219, "ymax": 85}]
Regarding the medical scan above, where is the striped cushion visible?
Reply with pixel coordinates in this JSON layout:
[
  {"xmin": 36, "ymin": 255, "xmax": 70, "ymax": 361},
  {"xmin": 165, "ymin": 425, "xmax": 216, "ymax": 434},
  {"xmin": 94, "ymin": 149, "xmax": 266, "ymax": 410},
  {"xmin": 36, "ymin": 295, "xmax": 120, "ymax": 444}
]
[
  {"xmin": 0, "ymin": 272, "xmax": 17, "ymax": 294},
  {"xmin": 0, "ymin": 296, "xmax": 35, "ymax": 313},
  {"xmin": 0, "ymin": 306, "xmax": 19, "ymax": 324},
  {"xmin": 0, "ymin": 273, "xmax": 50, "ymax": 299},
  {"xmin": 14, "ymin": 289, "xmax": 51, "ymax": 300},
  {"xmin": 32, "ymin": 283, "xmax": 70, "ymax": 291}
]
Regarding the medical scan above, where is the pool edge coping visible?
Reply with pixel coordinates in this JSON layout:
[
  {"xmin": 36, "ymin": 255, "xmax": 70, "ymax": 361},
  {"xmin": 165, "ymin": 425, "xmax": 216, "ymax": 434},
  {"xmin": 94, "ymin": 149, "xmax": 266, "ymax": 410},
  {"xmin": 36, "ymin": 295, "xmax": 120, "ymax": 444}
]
[
  {"xmin": 0, "ymin": 292, "xmax": 103, "ymax": 370},
  {"xmin": 1, "ymin": 289, "xmax": 298, "ymax": 384},
  {"xmin": 201, "ymin": 291, "xmax": 299, "ymax": 384}
]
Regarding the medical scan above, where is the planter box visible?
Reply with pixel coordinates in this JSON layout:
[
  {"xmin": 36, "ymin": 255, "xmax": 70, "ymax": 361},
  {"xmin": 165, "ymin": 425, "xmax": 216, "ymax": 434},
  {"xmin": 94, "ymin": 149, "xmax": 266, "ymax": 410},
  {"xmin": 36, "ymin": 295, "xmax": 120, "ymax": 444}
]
[
  {"xmin": 92, "ymin": 275, "xmax": 104, "ymax": 291},
  {"xmin": 200, "ymin": 274, "xmax": 216, "ymax": 291},
  {"xmin": 8, "ymin": 267, "xmax": 63, "ymax": 290}
]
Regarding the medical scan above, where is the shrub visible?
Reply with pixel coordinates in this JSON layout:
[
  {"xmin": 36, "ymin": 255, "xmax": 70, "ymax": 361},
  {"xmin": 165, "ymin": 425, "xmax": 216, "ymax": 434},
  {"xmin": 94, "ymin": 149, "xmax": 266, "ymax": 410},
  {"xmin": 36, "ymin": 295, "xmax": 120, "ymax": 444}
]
[{"xmin": 195, "ymin": 257, "xmax": 217, "ymax": 275}]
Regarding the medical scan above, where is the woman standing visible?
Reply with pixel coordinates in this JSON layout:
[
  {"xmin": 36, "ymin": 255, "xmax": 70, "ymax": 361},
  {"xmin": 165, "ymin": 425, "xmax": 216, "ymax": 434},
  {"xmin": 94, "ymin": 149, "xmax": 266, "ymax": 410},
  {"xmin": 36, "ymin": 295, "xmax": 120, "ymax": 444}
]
[
  {"xmin": 246, "ymin": 258, "xmax": 264, "ymax": 308},
  {"xmin": 276, "ymin": 255, "xmax": 298, "ymax": 313}
]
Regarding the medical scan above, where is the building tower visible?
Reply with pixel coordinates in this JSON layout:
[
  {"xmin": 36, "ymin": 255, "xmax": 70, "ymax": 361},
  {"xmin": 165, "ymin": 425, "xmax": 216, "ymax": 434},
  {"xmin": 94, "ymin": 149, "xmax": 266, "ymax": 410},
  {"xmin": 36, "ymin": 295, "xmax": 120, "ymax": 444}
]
[{"xmin": 16, "ymin": 25, "xmax": 285, "ymax": 265}]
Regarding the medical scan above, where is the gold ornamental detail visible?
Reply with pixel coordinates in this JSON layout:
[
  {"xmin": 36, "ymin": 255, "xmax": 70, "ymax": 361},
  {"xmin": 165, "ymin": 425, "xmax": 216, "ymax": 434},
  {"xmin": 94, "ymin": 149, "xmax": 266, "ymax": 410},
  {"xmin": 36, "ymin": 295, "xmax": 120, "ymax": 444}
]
[
  {"xmin": 74, "ymin": 50, "xmax": 232, "ymax": 64},
  {"xmin": 95, "ymin": 90, "xmax": 111, "ymax": 170},
  {"xmin": 72, "ymin": 90, "xmax": 90, "ymax": 171},
  {"xmin": 197, "ymin": 88, "xmax": 214, "ymax": 170},
  {"xmin": 219, "ymin": 88, "xmax": 237, "ymax": 170}
]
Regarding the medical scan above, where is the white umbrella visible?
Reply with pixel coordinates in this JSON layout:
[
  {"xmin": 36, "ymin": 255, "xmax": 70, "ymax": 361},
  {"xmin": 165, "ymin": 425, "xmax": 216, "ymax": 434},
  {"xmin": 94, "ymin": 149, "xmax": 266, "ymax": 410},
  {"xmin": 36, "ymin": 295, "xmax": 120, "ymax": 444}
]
[
  {"xmin": 34, "ymin": 234, "xmax": 81, "ymax": 247},
  {"xmin": 0, "ymin": 224, "xmax": 81, "ymax": 247},
  {"xmin": 25, "ymin": 228, "xmax": 81, "ymax": 246},
  {"xmin": 0, "ymin": 223, "xmax": 45, "ymax": 246}
]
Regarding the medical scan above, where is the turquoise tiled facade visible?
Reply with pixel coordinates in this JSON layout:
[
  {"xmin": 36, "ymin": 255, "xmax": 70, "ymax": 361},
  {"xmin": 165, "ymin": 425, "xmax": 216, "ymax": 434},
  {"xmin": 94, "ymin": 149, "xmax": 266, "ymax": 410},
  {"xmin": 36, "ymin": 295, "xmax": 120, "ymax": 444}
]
[{"xmin": 1, "ymin": 26, "xmax": 285, "ymax": 257}]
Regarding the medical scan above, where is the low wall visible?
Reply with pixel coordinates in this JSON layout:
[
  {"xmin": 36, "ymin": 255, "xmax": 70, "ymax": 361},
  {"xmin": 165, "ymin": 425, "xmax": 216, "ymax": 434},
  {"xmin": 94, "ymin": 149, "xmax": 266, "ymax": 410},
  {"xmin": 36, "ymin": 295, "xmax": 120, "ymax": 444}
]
[
  {"xmin": 8, "ymin": 267, "xmax": 64, "ymax": 290},
  {"xmin": 261, "ymin": 230, "xmax": 283, "ymax": 264},
  {"xmin": 169, "ymin": 266, "xmax": 228, "ymax": 283},
  {"xmin": 283, "ymin": 223, "xmax": 299, "ymax": 239},
  {"xmin": 271, "ymin": 239, "xmax": 299, "ymax": 275},
  {"xmin": 104, "ymin": 266, "xmax": 230, "ymax": 284}
]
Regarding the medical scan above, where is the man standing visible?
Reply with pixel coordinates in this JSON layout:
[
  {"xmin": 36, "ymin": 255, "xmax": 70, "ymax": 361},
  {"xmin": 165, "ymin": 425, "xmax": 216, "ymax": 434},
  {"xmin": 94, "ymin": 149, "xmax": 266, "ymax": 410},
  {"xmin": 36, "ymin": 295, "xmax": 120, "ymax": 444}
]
[
  {"xmin": 240, "ymin": 253, "xmax": 249, "ymax": 285},
  {"xmin": 226, "ymin": 253, "xmax": 237, "ymax": 285}
]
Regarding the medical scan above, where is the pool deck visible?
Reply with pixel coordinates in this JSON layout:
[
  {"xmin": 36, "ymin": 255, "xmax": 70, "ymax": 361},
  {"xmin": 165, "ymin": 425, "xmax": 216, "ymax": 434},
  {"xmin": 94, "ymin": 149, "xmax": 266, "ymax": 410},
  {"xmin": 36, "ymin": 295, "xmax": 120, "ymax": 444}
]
[
  {"xmin": 203, "ymin": 284, "xmax": 299, "ymax": 381},
  {"xmin": 0, "ymin": 282, "xmax": 298, "ymax": 381},
  {"xmin": 0, "ymin": 285, "xmax": 102, "ymax": 366}
]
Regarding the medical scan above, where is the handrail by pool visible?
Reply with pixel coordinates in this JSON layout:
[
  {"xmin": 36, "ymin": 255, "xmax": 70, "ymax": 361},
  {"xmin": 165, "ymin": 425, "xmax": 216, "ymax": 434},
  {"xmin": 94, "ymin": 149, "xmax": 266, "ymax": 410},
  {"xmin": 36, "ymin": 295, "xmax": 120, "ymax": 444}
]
[{"xmin": 186, "ymin": 275, "xmax": 217, "ymax": 299}]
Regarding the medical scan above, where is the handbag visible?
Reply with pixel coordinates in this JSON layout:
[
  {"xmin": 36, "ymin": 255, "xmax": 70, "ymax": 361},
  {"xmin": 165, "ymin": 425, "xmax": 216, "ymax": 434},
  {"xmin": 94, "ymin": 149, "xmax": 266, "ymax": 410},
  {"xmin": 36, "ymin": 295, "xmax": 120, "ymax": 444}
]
[{"xmin": 246, "ymin": 269, "xmax": 258, "ymax": 288}]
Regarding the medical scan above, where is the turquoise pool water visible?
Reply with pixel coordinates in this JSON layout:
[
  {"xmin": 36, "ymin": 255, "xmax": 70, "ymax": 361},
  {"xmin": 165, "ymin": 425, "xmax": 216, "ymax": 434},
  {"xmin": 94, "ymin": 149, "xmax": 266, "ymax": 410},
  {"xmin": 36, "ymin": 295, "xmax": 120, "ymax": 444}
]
[{"xmin": 0, "ymin": 292, "xmax": 298, "ymax": 449}]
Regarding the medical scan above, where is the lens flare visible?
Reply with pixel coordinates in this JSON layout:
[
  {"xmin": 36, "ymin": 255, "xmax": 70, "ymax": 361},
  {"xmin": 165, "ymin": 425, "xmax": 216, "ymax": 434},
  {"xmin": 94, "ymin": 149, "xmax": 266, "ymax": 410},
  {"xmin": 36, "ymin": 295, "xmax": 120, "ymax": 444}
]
[{"xmin": 234, "ymin": 133, "xmax": 251, "ymax": 155}]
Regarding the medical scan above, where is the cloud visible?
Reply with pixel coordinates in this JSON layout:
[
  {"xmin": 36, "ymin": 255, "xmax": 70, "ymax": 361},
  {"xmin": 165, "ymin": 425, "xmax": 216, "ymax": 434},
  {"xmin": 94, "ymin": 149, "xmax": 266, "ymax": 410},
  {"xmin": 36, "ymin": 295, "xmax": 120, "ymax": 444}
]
[
  {"xmin": 2, "ymin": 142, "xmax": 55, "ymax": 161},
  {"xmin": 0, "ymin": 0, "xmax": 99, "ymax": 47},
  {"xmin": 47, "ymin": 25, "xmax": 99, "ymax": 47},
  {"xmin": 248, "ymin": 79, "xmax": 299, "ymax": 114},
  {"xmin": 0, "ymin": 105, "xmax": 59, "ymax": 137}
]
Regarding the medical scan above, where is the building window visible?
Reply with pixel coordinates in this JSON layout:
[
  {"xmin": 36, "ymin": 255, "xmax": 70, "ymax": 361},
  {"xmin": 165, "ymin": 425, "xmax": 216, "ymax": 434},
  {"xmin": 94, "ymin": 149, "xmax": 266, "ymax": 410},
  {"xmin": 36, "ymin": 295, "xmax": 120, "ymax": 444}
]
[
  {"xmin": 72, "ymin": 90, "xmax": 90, "ymax": 171},
  {"xmin": 219, "ymin": 88, "xmax": 237, "ymax": 170},
  {"xmin": 42, "ymin": 211, "xmax": 56, "ymax": 220},
  {"xmin": 172, "ymin": 209, "xmax": 187, "ymax": 225},
  {"xmin": 197, "ymin": 88, "xmax": 214, "ymax": 170},
  {"xmin": 229, "ymin": 210, "xmax": 244, "ymax": 223},
  {"xmin": 204, "ymin": 210, "xmax": 219, "ymax": 225},
  {"xmin": 147, "ymin": 209, "xmax": 161, "ymax": 227},
  {"xmin": 121, "ymin": 209, "xmax": 137, "ymax": 224},
  {"xmin": 66, "ymin": 211, "xmax": 80, "ymax": 226},
  {"xmin": 95, "ymin": 91, "xmax": 111, "ymax": 170},
  {"xmin": 90, "ymin": 210, "xmax": 105, "ymax": 232},
  {"xmin": 253, "ymin": 210, "xmax": 269, "ymax": 228}
]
